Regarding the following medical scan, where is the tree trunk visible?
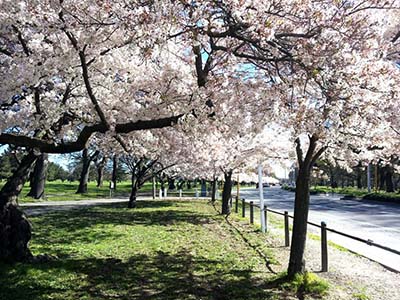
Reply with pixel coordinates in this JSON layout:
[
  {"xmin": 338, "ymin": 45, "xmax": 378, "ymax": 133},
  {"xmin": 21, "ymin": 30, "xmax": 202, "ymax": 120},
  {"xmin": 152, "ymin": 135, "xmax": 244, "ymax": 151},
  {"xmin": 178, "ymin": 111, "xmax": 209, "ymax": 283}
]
[
  {"xmin": 112, "ymin": 154, "xmax": 118, "ymax": 190},
  {"xmin": 211, "ymin": 177, "xmax": 217, "ymax": 202},
  {"xmin": 288, "ymin": 164, "xmax": 311, "ymax": 277},
  {"xmin": 221, "ymin": 170, "xmax": 232, "ymax": 215},
  {"xmin": 201, "ymin": 179, "xmax": 207, "ymax": 197},
  {"xmin": 152, "ymin": 176, "xmax": 156, "ymax": 199},
  {"xmin": 128, "ymin": 175, "xmax": 137, "ymax": 208},
  {"xmin": 27, "ymin": 153, "xmax": 48, "ymax": 199},
  {"xmin": 356, "ymin": 164, "xmax": 362, "ymax": 189},
  {"xmin": 96, "ymin": 157, "xmax": 106, "ymax": 188},
  {"xmin": 160, "ymin": 180, "xmax": 165, "ymax": 197},
  {"xmin": 385, "ymin": 166, "xmax": 394, "ymax": 193},
  {"xmin": 168, "ymin": 177, "xmax": 175, "ymax": 190},
  {"xmin": 76, "ymin": 149, "xmax": 90, "ymax": 194},
  {"xmin": 0, "ymin": 151, "xmax": 37, "ymax": 262},
  {"xmin": 288, "ymin": 135, "xmax": 324, "ymax": 278},
  {"xmin": 379, "ymin": 166, "xmax": 386, "ymax": 190}
]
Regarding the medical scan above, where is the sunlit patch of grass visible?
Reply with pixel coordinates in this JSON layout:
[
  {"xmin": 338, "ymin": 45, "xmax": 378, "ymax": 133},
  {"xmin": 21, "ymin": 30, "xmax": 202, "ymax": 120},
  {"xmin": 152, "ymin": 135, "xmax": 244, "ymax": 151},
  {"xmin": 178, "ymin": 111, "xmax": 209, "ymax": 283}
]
[
  {"xmin": 279, "ymin": 272, "xmax": 329, "ymax": 296},
  {"xmin": 0, "ymin": 199, "xmax": 301, "ymax": 300}
]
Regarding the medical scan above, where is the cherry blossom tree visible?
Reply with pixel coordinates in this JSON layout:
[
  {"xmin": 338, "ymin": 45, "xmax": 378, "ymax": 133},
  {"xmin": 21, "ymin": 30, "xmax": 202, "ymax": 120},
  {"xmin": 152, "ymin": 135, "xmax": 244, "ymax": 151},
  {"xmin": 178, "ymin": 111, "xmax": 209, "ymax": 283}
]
[
  {"xmin": 0, "ymin": 0, "xmax": 198, "ymax": 261},
  {"xmin": 173, "ymin": 0, "xmax": 400, "ymax": 277}
]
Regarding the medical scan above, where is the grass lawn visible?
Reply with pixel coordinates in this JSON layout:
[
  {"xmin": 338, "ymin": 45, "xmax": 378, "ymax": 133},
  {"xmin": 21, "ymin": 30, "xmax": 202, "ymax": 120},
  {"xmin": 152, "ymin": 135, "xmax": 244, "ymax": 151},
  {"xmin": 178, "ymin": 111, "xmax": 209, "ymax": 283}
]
[
  {"xmin": 0, "ymin": 180, "xmax": 209, "ymax": 203},
  {"xmin": 0, "ymin": 199, "xmax": 325, "ymax": 300}
]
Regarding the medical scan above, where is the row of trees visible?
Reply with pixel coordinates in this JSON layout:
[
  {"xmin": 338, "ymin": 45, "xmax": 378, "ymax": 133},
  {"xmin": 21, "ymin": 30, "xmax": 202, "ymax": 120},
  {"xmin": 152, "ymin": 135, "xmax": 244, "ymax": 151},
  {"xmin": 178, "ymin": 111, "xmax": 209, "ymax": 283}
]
[{"xmin": 0, "ymin": 1, "xmax": 399, "ymax": 279}]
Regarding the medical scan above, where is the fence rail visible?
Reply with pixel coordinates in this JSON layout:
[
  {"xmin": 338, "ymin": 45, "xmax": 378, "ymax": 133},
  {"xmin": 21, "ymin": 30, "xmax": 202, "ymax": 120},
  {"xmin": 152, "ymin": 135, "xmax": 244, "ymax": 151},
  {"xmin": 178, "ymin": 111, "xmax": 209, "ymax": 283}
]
[{"xmin": 233, "ymin": 196, "xmax": 400, "ymax": 272}]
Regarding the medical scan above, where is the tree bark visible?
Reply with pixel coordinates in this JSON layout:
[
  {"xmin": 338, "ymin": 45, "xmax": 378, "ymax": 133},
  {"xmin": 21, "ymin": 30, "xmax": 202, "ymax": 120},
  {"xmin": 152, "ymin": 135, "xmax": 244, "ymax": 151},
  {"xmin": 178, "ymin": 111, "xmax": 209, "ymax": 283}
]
[
  {"xmin": 76, "ymin": 149, "xmax": 91, "ymax": 194},
  {"xmin": 221, "ymin": 170, "xmax": 232, "ymax": 215},
  {"xmin": 288, "ymin": 135, "xmax": 325, "ymax": 278},
  {"xmin": 112, "ymin": 154, "xmax": 118, "ymax": 190},
  {"xmin": 288, "ymin": 163, "xmax": 311, "ymax": 277},
  {"xmin": 211, "ymin": 177, "xmax": 217, "ymax": 202},
  {"xmin": 168, "ymin": 177, "xmax": 175, "ymax": 190},
  {"xmin": 379, "ymin": 165, "xmax": 386, "ymax": 190},
  {"xmin": 27, "ymin": 153, "xmax": 48, "ymax": 199},
  {"xmin": 96, "ymin": 157, "xmax": 106, "ymax": 188},
  {"xmin": 0, "ymin": 151, "xmax": 37, "ymax": 262},
  {"xmin": 356, "ymin": 163, "xmax": 362, "ymax": 189},
  {"xmin": 128, "ymin": 174, "xmax": 137, "ymax": 208},
  {"xmin": 385, "ymin": 165, "xmax": 394, "ymax": 193}
]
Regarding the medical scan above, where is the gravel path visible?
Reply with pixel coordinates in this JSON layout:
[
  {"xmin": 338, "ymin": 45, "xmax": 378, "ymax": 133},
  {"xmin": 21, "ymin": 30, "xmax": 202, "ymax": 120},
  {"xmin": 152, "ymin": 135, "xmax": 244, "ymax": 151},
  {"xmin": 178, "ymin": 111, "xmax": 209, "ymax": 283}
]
[{"xmin": 264, "ymin": 220, "xmax": 400, "ymax": 300}]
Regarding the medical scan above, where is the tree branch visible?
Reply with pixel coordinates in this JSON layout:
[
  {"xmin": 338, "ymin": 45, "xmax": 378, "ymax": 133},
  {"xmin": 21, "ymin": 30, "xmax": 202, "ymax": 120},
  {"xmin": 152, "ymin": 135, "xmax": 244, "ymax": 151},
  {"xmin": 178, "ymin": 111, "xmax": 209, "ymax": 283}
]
[
  {"xmin": 295, "ymin": 138, "xmax": 303, "ymax": 168},
  {"xmin": 0, "ymin": 114, "xmax": 184, "ymax": 154}
]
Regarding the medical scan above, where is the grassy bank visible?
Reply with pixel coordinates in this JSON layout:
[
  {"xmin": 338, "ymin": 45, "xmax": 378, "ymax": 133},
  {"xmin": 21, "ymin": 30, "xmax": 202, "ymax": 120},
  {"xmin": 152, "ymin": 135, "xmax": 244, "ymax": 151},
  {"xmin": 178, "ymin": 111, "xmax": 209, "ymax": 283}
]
[
  {"xmin": 282, "ymin": 185, "xmax": 400, "ymax": 204},
  {"xmin": 0, "ymin": 199, "xmax": 328, "ymax": 300}
]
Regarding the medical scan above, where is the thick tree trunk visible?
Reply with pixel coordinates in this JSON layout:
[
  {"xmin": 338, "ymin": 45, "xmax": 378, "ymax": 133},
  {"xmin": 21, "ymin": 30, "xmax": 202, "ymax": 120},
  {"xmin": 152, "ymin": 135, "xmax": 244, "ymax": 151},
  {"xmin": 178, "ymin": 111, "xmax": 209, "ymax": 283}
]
[
  {"xmin": 288, "ymin": 135, "xmax": 324, "ymax": 278},
  {"xmin": 96, "ymin": 166, "xmax": 104, "ymax": 188},
  {"xmin": 0, "ymin": 151, "xmax": 37, "ymax": 262},
  {"xmin": 128, "ymin": 175, "xmax": 137, "ymax": 208},
  {"xmin": 112, "ymin": 154, "xmax": 118, "ymax": 190},
  {"xmin": 211, "ymin": 177, "xmax": 217, "ymax": 202},
  {"xmin": 96, "ymin": 157, "xmax": 106, "ymax": 188},
  {"xmin": 385, "ymin": 166, "xmax": 394, "ymax": 193},
  {"xmin": 27, "ymin": 153, "xmax": 48, "ymax": 199},
  {"xmin": 221, "ymin": 170, "xmax": 232, "ymax": 215},
  {"xmin": 76, "ymin": 149, "xmax": 90, "ymax": 194},
  {"xmin": 288, "ymin": 165, "xmax": 311, "ymax": 277}
]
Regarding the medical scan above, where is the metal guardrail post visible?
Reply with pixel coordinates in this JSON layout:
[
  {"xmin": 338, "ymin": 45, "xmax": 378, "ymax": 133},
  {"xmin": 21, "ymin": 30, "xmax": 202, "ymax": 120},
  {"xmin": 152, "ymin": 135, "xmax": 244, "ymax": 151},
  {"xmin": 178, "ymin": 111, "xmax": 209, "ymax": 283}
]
[
  {"xmin": 321, "ymin": 221, "xmax": 328, "ymax": 272},
  {"xmin": 235, "ymin": 196, "xmax": 238, "ymax": 213},
  {"xmin": 250, "ymin": 201, "xmax": 254, "ymax": 224},
  {"xmin": 242, "ymin": 199, "xmax": 246, "ymax": 218},
  {"xmin": 284, "ymin": 211, "xmax": 290, "ymax": 247}
]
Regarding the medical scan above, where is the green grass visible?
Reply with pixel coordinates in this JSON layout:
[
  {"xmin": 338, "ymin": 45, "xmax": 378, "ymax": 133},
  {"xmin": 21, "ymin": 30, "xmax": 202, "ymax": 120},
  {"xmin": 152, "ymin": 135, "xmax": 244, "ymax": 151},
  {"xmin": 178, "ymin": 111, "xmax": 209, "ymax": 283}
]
[
  {"xmin": 0, "ymin": 180, "xmax": 209, "ymax": 203},
  {"xmin": 280, "ymin": 272, "xmax": 329, "ymax": 296},
  {"xmin": 352, "ymin": 290, "xmax": 370, "ymax": 300},
  {"xmin": 283, "ymin": 185, "xmax": 400, "ymax": 204},
  {"xmin": 0, "ymin": 199, "xmax": 333, "ymax": 299}
]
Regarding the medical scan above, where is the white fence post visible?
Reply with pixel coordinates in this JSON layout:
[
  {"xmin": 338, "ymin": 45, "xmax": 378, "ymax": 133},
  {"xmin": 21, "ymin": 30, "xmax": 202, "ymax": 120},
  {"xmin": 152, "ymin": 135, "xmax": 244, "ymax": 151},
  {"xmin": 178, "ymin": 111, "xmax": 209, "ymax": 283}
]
[
  {"xmin": 159, "ymin": 189, "xmax": 162, "ymax": 199},
  {"xmin": 179, "ymin": 189, "xmax": 182, "ymax": 198},
  {"xmin": 258, "ymin": 164, "xmax": 266, "ymax": 233}
]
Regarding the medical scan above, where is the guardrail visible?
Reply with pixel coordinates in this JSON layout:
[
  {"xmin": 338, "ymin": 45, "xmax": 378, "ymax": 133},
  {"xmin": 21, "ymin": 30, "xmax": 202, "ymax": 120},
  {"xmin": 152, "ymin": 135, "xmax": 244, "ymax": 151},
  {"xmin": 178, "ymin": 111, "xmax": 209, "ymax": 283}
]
[{"xmin": 232, "ymin": 196, "xmax": 400, "ymax": 272}]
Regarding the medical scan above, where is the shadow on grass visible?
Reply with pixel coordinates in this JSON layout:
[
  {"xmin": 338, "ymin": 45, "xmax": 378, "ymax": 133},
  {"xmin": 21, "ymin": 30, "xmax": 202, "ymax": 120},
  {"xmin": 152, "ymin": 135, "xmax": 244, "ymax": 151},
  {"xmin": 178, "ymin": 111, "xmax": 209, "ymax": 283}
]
[
  {"xmin": 0, "ymin": 250, "xmax": 287, "ymax": 300},
  {"xmin": 29, "ymin": 201, "xmax": 217, "ymax": 254}
]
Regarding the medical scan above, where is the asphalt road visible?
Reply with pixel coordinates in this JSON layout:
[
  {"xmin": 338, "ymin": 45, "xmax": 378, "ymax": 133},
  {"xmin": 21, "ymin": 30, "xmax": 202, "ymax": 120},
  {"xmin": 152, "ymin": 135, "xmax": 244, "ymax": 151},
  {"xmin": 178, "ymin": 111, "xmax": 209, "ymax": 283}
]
[{"xmin": 240, "ymin": 186, "xmax": 400, "ymax": 272}]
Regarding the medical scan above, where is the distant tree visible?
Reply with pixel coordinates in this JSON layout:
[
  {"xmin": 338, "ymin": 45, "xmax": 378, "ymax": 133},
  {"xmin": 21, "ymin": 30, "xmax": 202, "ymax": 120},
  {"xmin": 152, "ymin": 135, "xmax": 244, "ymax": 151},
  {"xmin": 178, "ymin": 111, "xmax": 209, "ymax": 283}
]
[
  {"xmin": 0, "ymin": 148, "xmax": 21, "ymax": 180},
  {"xmin": 47, "ymin": 162, "xmax": 69, "ymax": 182}
]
